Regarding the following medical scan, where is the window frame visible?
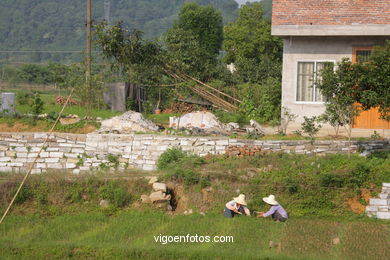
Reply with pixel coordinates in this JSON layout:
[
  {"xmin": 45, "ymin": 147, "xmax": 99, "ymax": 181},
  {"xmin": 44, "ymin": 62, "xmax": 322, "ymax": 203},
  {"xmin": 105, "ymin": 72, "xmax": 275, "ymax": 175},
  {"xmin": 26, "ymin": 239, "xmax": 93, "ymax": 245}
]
[
  {"xmin": 352, "ymin": 47, "xmax": 372, "ymax": 64},
  {"xmin": 295, "ymin": 60, "xmax": 335, "ymax": 104}
]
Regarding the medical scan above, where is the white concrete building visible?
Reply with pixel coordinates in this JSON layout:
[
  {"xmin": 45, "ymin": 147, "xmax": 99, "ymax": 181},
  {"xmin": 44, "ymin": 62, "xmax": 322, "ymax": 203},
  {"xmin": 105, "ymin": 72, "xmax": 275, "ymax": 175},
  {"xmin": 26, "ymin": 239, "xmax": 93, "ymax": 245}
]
[{"xmin": 271, "ymin": 0, "xmax": 390, "ymax": 137}]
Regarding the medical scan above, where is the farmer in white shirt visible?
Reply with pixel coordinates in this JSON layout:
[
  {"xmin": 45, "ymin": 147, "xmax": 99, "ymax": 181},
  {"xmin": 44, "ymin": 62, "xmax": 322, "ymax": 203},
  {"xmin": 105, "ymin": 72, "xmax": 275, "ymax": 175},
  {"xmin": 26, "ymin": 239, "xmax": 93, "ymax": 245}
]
[
  {"xmin": 223, "ymin": 194, "xmax": 251, "ymax": 218},
  {"xmin": 259, "ymin": 195, "xmax": 288, "ymax": 222}
]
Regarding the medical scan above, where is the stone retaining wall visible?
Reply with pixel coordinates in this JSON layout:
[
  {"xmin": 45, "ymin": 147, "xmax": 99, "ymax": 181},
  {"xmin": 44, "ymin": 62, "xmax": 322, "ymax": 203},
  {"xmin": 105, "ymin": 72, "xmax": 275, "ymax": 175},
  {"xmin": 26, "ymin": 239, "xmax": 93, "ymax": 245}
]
[
  {"xmin": 366, "ymin": 183, "xmax": 390, "ymax": 220},
  {"xmin": 0, "ymin": 132, "xmax": 388, "ymax": 173}
]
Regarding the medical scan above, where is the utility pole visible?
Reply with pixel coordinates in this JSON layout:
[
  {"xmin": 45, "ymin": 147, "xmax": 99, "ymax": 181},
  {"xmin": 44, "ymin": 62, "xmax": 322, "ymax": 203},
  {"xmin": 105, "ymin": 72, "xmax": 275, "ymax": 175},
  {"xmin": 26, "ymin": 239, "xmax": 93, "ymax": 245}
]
[{"xmin": 86, "ymin": 0, "xmax": 92, "ymax": 113}]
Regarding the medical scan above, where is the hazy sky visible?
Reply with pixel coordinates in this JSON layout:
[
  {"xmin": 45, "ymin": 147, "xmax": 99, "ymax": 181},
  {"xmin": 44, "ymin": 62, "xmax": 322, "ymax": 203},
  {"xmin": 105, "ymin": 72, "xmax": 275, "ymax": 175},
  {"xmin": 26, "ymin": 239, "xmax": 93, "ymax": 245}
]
[{"xmin": 235, "ymin": 0, "xmax": 261, "ymax": 6}]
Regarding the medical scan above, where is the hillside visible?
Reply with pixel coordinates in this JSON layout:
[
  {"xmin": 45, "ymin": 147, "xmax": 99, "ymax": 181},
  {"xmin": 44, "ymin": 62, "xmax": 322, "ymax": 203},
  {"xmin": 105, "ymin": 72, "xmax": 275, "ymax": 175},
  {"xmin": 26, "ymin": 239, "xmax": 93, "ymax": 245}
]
[{"xmin": 0, "ymin": 0, "xmax": 239, "ymax": 63}]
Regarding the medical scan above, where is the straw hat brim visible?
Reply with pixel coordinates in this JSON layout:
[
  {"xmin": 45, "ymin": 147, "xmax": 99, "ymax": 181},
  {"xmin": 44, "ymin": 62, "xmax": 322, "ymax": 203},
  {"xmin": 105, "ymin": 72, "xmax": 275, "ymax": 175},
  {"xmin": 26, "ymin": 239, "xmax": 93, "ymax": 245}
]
[
  {"xmin": 233, "ymin": 197, "xmax": 247, "ymax": 206},
  {"xmin": 263, "ymin": 197, "xmax": 278, "ymax": 205}
]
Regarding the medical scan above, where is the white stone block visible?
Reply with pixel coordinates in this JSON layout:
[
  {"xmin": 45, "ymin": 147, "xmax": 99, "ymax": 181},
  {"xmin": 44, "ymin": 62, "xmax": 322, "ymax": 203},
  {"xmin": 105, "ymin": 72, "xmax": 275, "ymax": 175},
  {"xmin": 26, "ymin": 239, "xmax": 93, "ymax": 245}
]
[
  {"xmin": 366, "ymin": 206, "xmax": 378, "ymax": 212},
  {"xmin": 31, "ymin": 169, "xmax": 42, "ymax": 174},
  {"xmin": 27, "ymin": 153, "xmax": 39, "ymax": 158},
  {"xmin": 0, "ymin": 157, "xmax": 11, "ymax": 162},
  {"xmin": 34, "ymin": 133, "xmax": 48, "ymax": 139},
  {"xmin": 45, "ymin": 158, "xmax": 59, "ymax": 163},
  {"xmin": 73, "ymin": 169, "xmax": 80, "ymax": 175},
  {"xmin": 71, "ymin": 148, "xmax": 84, "ymax": 154},
  {"xmin": 383, "ymin": 183, "xmax": 390, "ymax": 188},
  {"xmin": 14, "ymin": 147, "xmax": 27, "ymax": 152},
  {"xmin": 16, "ymin": 153, "xmax": 28, "ymax": 158},
  {"xmin": 157, "ymin": 145, "xmax": 168, "ymax": 151},
  {"xmin": 47, "ymin": 163, "xmax": 62, "ymax": 169},
  {"xmin": 46, "ymin": 147, "xmax": 59, "ymax": 152},
  {"xmin": 369, "ymin": 198, "xmax": 388, "ymax": 206},
  {"xmin": 143, "ymin": 164, "xmax": 155, "ymax": 171},
  {"xmin": 378, "ymin": 193, "xmax": 389, "ymax": 199},
  {"xmin": 66, "ymin": 163, "xmax": 76, "ymax": 169},
  {"xmin": 376, "ymin": 212, "xmax": 390, "ymax": 220},
  {"xmin": 64, "ymin": 153, "xmax": 78, "ymax": 158},
  {"xmin": 216, "ymin": 140, "xmax": 229, "ymax": 146},
  {"xmin": 59, "ymin": 143, "xmax": 73, "ymax": 147},
  {"xmin": 8, "ymin": 162, "xmax": 24, "ymax": 167},
  {"xmin": 15, "ymin": 158, "xmax": 27, "ymax": 163},
  {"xmin": 50, "ymin": 152, "xmax": 64, "ymax": 158},
  {"xmin": 36, "ymin": 163, "xmax": 46, "ymax": 169},
  {"xmin": 39, "ymin": 152, "xmax": 49, "ymax": 158}
]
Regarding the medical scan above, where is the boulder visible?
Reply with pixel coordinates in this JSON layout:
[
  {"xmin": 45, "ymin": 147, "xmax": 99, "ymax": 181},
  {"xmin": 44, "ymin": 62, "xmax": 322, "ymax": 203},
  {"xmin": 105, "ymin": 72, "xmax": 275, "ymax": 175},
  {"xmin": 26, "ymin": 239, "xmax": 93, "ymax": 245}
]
[
  {"xmin": 152, "ymin": 182, "xmax": 167, "ymax": 192},
  {"xmin": 140, "ymin": 194, "xmax": 151, "ymax": 204},
  {"xmin": 99, "ymin": 199, "xmax": 110, "ymax": 208},
  {"xmin": 148, "ymin": 176, "xmax": 158, "ymax": 185},
  {"xmin": 149, "ymin": 191, "xmax": 169, "ymax": 203}
]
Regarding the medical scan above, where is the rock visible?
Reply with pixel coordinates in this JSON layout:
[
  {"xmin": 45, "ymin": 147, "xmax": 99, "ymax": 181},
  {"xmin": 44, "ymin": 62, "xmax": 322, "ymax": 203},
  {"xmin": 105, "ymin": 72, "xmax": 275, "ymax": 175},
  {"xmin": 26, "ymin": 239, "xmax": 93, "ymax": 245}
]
[
  {"xmin": 148, "ymin": 176, "xmax": 158, "ymax": 185},
  {"xmin": 332, "ymin": 237, "xmax": 341, "ymax": 245},
  {"xmin": 60, "ymin": 117, "xmax": 80, "ymax": 125},
  {"xmin": 152, "ymin": 182, "xmax": 167, "ymax": 192},
  {"xmin": 97, "ymin": 111, "xmax": 159, "ymax": 134},
  {"xmin": 200, "ymin": 212, "xmax": 206, "ymax": 216},
  {"xmin": 149, "ymin": 191, "xmax": 169, "ymax": 203},
  {"xmin": 184, "ymin": 209, "xmax": 193, "ymax": 215},
  {"xmin": 250, "ymin": 119, "xmax": 265, "ymax": 135},
  {"xmin": 269, "ymin": 241, "xmax": 280, "ymax": 248},
  {"xmin": 141, "ymin": 194, "xmax": 151, "ymax": 204},
  {"xmin": 38, "ymin": 113, "xmax": 48, "ymax": 118},
  {"xmin": 227, "ymin": 122, "xmax": 240, "ymax": 129},
  {"xmin": 154, "ymin": 201, "xmax": 169, "ymax": 208},
  {"xmin": 167, "ymin": 204, "xmax": 173, "ymax": 211},
  {"xmin": 99, "ymin": 199, "xmax": 110, "ymax": 208}
]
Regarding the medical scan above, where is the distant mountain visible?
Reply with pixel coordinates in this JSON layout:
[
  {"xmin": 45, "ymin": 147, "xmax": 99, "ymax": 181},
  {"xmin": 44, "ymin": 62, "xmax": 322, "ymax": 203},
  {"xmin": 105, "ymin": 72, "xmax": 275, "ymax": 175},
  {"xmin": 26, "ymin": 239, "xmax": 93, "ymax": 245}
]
[{"xmin": 0, "ymin": 0, "xmax": 238, "ymax": 63}]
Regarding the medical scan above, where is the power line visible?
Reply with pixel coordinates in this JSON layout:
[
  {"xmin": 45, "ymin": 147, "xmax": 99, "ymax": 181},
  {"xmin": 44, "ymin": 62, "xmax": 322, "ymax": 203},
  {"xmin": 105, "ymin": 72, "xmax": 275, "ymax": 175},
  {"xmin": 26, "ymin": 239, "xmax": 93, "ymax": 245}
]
[{"xmin": 0, "ymin": 51, "xmax": 101, "ymax": 53}]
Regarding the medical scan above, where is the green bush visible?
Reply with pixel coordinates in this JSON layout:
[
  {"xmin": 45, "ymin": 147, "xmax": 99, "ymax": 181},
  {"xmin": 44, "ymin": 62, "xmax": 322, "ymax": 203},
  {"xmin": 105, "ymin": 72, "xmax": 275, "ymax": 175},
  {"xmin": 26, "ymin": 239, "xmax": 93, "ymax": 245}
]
[
  {"xmin": 100, "ymin": 183, "xmax": 131, "ymax": 208},
  {"xmin": 157, "ymin": 148, "xmax": 204, "ymax": 170},
  {"xmin": 157, "ymin": 148, "xmax": 188, "ymax": 170},
  {"xmin": 14, "ymin": 186, "xmax": 32, "ymax": 204}
]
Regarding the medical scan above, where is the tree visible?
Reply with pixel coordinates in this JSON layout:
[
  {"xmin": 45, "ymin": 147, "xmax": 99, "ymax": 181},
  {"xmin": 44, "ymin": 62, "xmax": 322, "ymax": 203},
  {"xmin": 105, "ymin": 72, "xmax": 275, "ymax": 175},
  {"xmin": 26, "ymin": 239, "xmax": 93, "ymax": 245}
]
[
  {"xmin": 223, "ymin": 2, "xmax": 283, "ymax": 83},
  {"xmin": 355, "ymin": 41, "xmax": 390, "ymax": 120},
  {"xmin": 317, "ymin": 59, "xmax": 361, "ymax": 143},
  {"xmin": 164, "ymin": 2, "xmax": 224, "ymax": 80}
]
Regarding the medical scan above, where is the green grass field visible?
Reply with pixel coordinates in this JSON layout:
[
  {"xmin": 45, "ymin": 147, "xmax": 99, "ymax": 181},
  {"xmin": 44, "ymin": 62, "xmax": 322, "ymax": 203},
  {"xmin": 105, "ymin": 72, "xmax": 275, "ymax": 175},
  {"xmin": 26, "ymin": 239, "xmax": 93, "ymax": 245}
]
[{"xmin": 0, "ymin": 211, "xmax": 388, "ymax": 260}]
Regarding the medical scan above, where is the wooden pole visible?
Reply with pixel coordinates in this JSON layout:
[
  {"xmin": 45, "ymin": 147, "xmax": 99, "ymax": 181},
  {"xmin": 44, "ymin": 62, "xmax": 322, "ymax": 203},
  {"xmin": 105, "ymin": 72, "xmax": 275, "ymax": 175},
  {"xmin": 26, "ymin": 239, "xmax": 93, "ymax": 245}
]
[{"xmin": 86, "ymin": 0, "xmax": 92, "ymax": 113}]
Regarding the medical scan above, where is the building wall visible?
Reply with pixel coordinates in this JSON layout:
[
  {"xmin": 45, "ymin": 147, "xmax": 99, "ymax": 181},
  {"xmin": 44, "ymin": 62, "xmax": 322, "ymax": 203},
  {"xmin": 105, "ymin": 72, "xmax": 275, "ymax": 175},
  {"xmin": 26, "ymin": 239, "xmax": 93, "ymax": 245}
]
[
  {"xmin": 281, "ymin": 36, "xmax": 389, "ymax": 134},
  {"xmin": 272, "ymin": 0, "xmax": 390, "ymax": 26},
  {"xmin": 0, "ymin": 132, "xmax": 388, "ymax": 174}
]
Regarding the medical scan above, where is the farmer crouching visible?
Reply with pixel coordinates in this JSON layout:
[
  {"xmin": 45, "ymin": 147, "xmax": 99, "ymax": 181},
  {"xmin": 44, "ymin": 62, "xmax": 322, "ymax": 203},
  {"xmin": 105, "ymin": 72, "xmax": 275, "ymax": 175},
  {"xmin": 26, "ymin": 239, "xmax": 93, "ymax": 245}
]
[
  {"xmin": 224, "ymin": 194, "xmax": 250, "ymax": 218},
  {"xmin": 259, "ymin": 195, "xmax": 288, "ymax": 222}
]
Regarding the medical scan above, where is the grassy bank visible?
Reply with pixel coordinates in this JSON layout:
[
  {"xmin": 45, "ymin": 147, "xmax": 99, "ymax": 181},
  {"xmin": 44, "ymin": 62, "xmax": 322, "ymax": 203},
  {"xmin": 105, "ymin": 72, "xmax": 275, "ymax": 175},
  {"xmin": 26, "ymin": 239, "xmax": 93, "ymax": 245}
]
[
  {"xmin": 0, "ymin": 152, "xmax": 389, "ymax": 259},
  {"xmin": 0, "ymin": 211, "xmax": 389, "ymax": 260}
]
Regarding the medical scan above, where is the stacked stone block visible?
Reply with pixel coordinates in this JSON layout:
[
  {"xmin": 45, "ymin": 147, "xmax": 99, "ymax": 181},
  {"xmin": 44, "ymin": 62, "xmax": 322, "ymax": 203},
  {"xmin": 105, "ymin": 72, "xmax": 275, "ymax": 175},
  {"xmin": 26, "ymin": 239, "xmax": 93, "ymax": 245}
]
[
  {"xmin": 0, "ymin": 133, "xmax": 388, "ymax": 173},
  {"xmin": 366, "ymin": 183, "xmax": 390, "ymax": 220}
]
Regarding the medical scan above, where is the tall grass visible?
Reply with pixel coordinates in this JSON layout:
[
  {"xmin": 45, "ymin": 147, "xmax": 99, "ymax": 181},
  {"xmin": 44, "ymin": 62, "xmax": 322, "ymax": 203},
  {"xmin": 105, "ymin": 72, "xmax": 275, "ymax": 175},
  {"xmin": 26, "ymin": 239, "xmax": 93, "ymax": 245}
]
[{"xmin": 0, "ymin": 211, "xmax": 388, "ymax": 259}]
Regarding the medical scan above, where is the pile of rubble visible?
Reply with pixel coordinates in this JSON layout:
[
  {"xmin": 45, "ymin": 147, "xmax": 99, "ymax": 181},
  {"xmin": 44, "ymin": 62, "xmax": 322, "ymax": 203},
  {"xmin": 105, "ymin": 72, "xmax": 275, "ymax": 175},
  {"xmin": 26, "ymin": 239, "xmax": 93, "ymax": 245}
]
[
  {"xmin": 140, "ymin": 177, "xmax": 173, "ymax": 211},
  {"xmin": 169, "ymin": 111, "xmax": 233, "ymax": 135},
  {"xmin": 168, "ymin": 111, "xmax": 275, "ymax": 136},
  {"xmin": 225, "ymin": 145, "xmax": 264, "ymax": 157},
  {"xmin": 55, "ymin": 96, "xmax": 80, "ymax": 106},
  {"xmin": 97, "ymin": 111, "xmax": 159, "ymax": 134}
]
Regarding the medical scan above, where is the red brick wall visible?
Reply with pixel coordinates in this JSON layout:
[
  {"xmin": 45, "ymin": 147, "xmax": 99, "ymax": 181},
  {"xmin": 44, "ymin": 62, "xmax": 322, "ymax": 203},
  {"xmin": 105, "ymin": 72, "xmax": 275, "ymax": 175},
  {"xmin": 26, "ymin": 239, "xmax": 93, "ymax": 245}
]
[{"xmin": 272, "ymin": 0, "xmax": 390, "ymax": 26}]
